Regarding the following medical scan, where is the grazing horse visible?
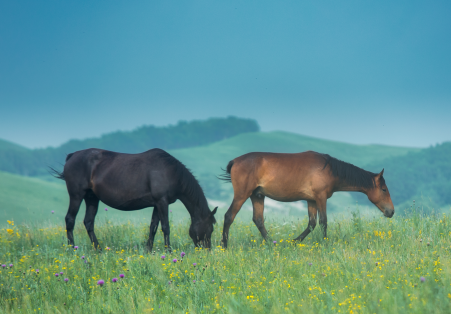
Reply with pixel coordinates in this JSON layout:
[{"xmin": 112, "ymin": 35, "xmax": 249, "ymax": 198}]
[
  {"xmin": 219, "ymin": 151, "xmax": 394, "ymax": 248},
  {"xmin": 51, "ymin": 148, "xmax": 217, "ymax": 251}
]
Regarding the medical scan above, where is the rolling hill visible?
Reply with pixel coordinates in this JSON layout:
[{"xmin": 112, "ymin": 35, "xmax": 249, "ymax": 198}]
[
  {"xmin": 366, "ymin": 142, "xmax": 451, "ymax": 211},
  {"xmin": 0, "ymin": 116, "xmax": 259, "ymax": 177},
  {"xmin": 1, "ymin": 130, "xmax": 425, "ymax": 224}
]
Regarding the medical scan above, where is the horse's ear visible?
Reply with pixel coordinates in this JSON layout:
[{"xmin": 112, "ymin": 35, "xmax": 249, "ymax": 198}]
[
  {"xmin": 211, "ymin": 207, "xmax": 218, "ymax": 216},
  {"xmin": 375, "ymin": 168, "xmax": 384, "ymax": 180}
]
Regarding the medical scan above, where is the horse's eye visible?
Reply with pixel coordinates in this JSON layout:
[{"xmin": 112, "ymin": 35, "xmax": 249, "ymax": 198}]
[{"xmin": 382, "ymin": 188, "xmax": 387, "ymax": 192}]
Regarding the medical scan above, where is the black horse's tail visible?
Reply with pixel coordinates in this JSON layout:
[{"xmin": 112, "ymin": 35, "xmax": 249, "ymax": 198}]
[
  {"xmin": 47, "ymin": 153, "xmax": 74, "ymax": 181},
  {"xmin": 217, "ymin": 160, "xmax": 234, "ymax": 182},
  {"xmin": 48, "ymin": 167, "xmax": 65, "ymax": 181}
]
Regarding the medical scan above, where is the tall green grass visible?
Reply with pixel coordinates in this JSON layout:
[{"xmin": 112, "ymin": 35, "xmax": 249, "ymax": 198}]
[{"xmin": 1, "ymin": 206, "xmax": 450, "ymax": 313}]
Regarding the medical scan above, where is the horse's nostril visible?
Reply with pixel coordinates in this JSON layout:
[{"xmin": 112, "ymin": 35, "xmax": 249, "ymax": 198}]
[{"xmin": 385, "ymin": 210, "xmax": 394, "ymax": 218}]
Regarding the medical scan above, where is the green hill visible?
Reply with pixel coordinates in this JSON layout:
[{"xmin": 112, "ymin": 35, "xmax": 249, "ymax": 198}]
[
  {"xmin": 0, "ymin": 170, "xmax": 68, "ymax": 223},
  {"xmin": 365, "ymin": 142, "xmax": 451, "ymax": 211},
  {"xmin": 0, "ymin": 116, "xmax": 259, "ymax": 177},
  {"xmin": 1, "ymin": 130, "xmax": 422, "ymax": 224},
  {"xmin": 0, "ymin": 139, "xmax": 38, "ymax": 176}
]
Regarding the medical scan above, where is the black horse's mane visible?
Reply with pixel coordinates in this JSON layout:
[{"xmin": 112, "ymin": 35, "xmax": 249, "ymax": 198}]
[
  {"xmin": 156, "ymin": 149, "xmax": 213, "ymax": 220},
  {"xmin": 322, "ymin": 154, "xmax": 381, "ymax": 189}
]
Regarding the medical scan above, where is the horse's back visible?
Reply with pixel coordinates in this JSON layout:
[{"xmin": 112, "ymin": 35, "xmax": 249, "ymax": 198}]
[
  {"xmin": 232, "ymin": 151, "xmax": 325, "ymax": 173},
  {"xmin": 229, "ymin": 151, "xmax": 331, "ymax": 201},
  {"xmin": 63, "ymin": 148, "xmax": 178, "ymax": 208},
  {"xmin": 64, "ymin": 148, "xmax": 166, "ymax": 174}
]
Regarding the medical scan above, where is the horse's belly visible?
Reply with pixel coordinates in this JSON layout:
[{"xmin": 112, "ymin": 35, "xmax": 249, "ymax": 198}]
[
  {"xmin": 261, "ymin": 186, "xmax": 314, "ymax": 202},
  {"xmin": 115, "ymin": 196, "xmax": 155, "ymax": 211},
  {"xmin": 265, "ymin": 192, "xmax": 311, "ymax": 203},
  {"xmin": 95, "ymin": 190, "xmax": 156, "ymax": 211}
]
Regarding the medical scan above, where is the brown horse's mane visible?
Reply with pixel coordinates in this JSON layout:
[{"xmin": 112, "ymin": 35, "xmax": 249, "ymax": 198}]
[
  {"xmin": 155, "ymin": 149, "xmax": 214, "ymax": 221},
  {"xmin": 322, "ymin": 154, "xmax": 381, "ymax": 189}
]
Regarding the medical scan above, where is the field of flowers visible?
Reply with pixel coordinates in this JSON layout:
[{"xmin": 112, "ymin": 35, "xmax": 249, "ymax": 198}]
[{"xmin": 1, "ymin": 206, "xmax": 451, "ymax": 313}]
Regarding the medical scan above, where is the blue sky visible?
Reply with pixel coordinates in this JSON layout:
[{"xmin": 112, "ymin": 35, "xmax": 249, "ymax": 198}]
[{"xmin": 1, "ymin": 1, "xmax": 450, "ymax": 148}]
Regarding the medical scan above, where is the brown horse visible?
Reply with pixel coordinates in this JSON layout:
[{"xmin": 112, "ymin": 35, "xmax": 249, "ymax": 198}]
[{"xmin": 219, "ymin": 151, "xmax": 394, "ymax": 247}]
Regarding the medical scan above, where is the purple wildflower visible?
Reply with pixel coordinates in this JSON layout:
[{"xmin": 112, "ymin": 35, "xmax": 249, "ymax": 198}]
[
  {"xmin": 81, "ymin": 256, "xmax": 85, "ymax": 259},
  {"xmin": 193, "ymin": 280, "xmax": 196, "ymax": 283},
  {"xmin": 112, "ymin": 278, "xmax": 118, "ymax": 282},
  {"xmin": 35, "ymin": 269, "xmax": 39, "ymax": 273},
  {"xmin": 55, "ymin": 273, "xmax": 59, "ymax": 277},
  {"xmin": 9, "ymin": 264, "xmax": 13, "ymax": 268},
  {"xmin": 119, "ymin": 274, "xmax": 125, "ymax": 278},
  {"xmin": 51, "ymin": 211, "xmax": 54, "ymax": 214},
  {"xmin": 181, "ymin": 252, "xmax": 185, "ymax": 258},
  {"xmin": 1, "ymin": 264, "xmax": 5, "ymax": 268},
  {"xmin": 105, "ymin": 208, "xmax": 108, "ymax": 211},
  {"xmin": 74, "ymin": 246, "xmax": 78, "ymax": 250},
  {"xmin": 64, "ymin": 278, "xmax": 69, "ymax": 282},
  {"xmin": 170, "ymin": 210, "xmax": 172, "ymax": 213},
  {"xmin": 172, "ymin": 258, "xmax": 177, "ymax": 263},
  {"xmin": 273, "ymin": 241, "xmax": 277, "ymax": 244},
  {"xmin": 60, "ymin": 272, "xmax": 64, "ymax": 275},
  {"xmin": 193, "ymin": 263, "xmax": 197, "ymax": 267},
  {"xmin": 420, "ymin": 277, "xmax": 426, "ymax": 282},
  {"xmin": 161, "ymin": 255, "xmax": 166, "ymax": 260},
  {"xmin": 97, "ymin": 279, "xmax": 105, "ymax": 286},
  {"xmin": 308, "ymin": 263, "xmax": 312, "ymax": 266}
]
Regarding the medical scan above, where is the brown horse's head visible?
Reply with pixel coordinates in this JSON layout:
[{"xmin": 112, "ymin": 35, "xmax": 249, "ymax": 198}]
[
  {"xmin": 366, "ymin": 169, "xmax": 395, "ymax": 218},
  {"xmin": 189, "ymin": 207, "xmax": 217, "ymax": 248}
]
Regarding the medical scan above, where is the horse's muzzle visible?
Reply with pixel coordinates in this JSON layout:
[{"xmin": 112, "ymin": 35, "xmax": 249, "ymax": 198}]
[{"xmin": 384, "ymin": 209, "xmax": 394, "ymax": 218}]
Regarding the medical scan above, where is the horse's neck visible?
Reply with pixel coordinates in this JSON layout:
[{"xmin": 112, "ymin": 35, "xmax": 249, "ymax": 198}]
[
  {"xmin": 178, "ymin": 194, "xmax": 209, "ymax": 222},
  {"xmin": 334, "ymin": 180, "xmax": 369, "ymax": 194}
]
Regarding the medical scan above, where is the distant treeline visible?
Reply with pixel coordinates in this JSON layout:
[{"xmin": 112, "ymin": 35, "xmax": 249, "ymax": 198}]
[{"xmin": 0, "ymin": 116, "xmax": 259, "ymax": 177}]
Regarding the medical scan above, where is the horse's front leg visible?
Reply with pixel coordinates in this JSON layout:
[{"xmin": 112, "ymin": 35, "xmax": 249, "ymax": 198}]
[
  {"xmin": 155, "ymin": 199, "xmax": 171, "ymax": 252},
  {"xmin": 146, "ymin": 208, "xmax": 160, "ymax": 252}
]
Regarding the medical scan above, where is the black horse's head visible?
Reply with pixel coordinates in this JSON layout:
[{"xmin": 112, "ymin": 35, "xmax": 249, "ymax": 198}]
[{"xmin": 189, "ymin": 207, "xmax": 217, "ymax": 248}]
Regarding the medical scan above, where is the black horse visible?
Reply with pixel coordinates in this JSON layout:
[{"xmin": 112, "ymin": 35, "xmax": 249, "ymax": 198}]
[{"xmin": 51, "ymin": 148, "xmax": 217, "ymax": 251}]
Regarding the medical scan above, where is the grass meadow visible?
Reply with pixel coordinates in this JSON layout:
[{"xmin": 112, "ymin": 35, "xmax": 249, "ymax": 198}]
[{"xmin": 1, "ymin": 205, "xmax": 451, "ymax": 313}]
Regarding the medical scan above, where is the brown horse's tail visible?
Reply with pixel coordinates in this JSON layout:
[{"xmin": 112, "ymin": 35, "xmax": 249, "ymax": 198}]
[{"xmin": 217, "ymin": 160, "xmax": 234, "ymax": 182}]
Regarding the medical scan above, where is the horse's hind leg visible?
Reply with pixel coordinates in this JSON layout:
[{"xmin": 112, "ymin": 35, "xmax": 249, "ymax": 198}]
[
  {"xmin": 66, "ymin": 194, "xmax": 85, "ymax": 246},
  {"xmin": 222, "ymin": 197, "xmax": 247, "ymax": 248},
  {"xmin": 293, "ymin": 200, "xmax": 317, "ymax": 242},
  {"xmin": 317, "ymin": 197, "xmax": 328, "ymax": 239},
  {"xmin": 155, "ymin": 198, "xmax": 171, "ymax": 251},
  {"xmin": 83, "ymin": 191, "xmax": 100, "ymax": 249},
  {"xmin": 250, "ymin": 193, "xmax": 269, "ymax": 240},
  {"xmin": 146, "ymin": 207, "xmax": 160, "ymax": 252}
]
